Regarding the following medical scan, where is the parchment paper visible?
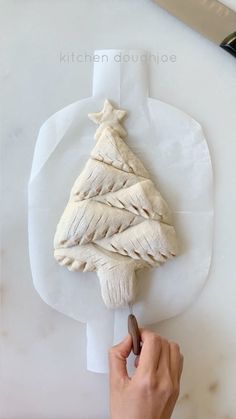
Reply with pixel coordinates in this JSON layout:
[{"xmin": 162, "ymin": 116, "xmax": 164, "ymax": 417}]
[{"xmin": 28, "ymin": 49, "xmax": 213, "ymax": 373}]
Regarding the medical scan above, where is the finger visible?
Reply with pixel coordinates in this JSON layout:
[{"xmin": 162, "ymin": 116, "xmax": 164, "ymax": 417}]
[
  {"xmin": 137, "ymin": 329, "xmax": 162, "ymax": 372},
  {"xmin": 157, "ymin": 338, "xmax": 170, "ymax": 375},
  {"xmin": 160, "ymin": 347, "xmax": 183, "ymax": 419},
  {"xmin": 178, "ymin": 354, "xmax": 184, "ymax": 382},
  {"xmin": 169, "ymin": 342, "xmax": 181, "ymax": 385},
  {"xmin": 108, "ymin": 334, "xmax": 132, "ymax": 380}
]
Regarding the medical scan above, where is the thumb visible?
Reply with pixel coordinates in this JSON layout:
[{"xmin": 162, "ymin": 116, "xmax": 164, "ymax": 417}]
[{"xmin": 108, "ymin": 334, "xmax": 132, "ymax": 380}]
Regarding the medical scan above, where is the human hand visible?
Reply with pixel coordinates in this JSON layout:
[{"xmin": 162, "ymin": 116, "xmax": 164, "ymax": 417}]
[{"xmin": 109, "ymin": 329, "xmax": 183, "ymax": 419}]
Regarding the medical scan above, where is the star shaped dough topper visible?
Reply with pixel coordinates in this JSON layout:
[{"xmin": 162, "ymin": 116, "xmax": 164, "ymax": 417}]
[{"xmin": 88, "ymin": 99, "xmax": 127, "ymax": 125}]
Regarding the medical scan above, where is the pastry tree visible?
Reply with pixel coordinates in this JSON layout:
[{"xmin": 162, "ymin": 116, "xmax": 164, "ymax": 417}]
[{"xmin": 54, "ymin": 100, "xmax": 178, "ymax": 309}]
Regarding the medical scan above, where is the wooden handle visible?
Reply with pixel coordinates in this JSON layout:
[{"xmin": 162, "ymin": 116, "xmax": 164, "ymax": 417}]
[{"xmin": 128, "ymin": 314, "xmax": 141, "ymax": 355}]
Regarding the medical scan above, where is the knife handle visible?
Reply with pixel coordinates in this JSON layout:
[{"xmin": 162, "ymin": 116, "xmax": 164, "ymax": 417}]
[
  {"xmin": 220, "ymin": 31, "xmax": 236, "ymax": 57},
  {"xmin": 128, "ymin": 314, "xmax": 142, "ymax": 355}
]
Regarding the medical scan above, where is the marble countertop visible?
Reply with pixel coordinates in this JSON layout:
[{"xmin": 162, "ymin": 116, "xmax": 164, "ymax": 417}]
[{"xmin": 1, "ymin": 1, "xmax": 236, "ymax": 418}]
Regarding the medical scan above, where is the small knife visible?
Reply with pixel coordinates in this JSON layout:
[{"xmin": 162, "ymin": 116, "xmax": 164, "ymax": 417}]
[{"xmin": 153, "ymin": 0, "xmax": 236, "ymax": 57}]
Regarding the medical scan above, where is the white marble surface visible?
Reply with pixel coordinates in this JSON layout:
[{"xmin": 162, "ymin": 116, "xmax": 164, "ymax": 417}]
[{"xmin": 1, "ymin": 1, "xmax": 236, "ymax": 418}]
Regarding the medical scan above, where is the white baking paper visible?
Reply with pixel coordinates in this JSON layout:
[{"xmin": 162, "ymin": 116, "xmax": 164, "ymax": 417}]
[{"xmin": 28, "ymin": 49, "xmax": 213, "ymax": 373}]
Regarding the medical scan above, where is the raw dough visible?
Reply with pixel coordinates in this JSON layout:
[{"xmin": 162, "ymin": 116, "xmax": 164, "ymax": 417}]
[{"xmin": 54, "ymin": 100, "xmax": 178, "ymax": 309}]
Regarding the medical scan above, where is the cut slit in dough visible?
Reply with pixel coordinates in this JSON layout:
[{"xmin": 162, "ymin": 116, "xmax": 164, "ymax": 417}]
[{"xmin": 54, "ymin": 99, "xmax": 178, "ymax": 309}]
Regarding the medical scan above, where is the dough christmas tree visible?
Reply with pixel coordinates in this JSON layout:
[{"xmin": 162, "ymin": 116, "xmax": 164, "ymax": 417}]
[{"xmin": 54, "ymin": 100, "xmax": 178, "ymax": 309}]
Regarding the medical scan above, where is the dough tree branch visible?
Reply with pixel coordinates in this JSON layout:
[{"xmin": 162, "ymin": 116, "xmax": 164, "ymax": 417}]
[{"xmin": 54, "ymin": 100, "xmax": 178, "ymax": 309}]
